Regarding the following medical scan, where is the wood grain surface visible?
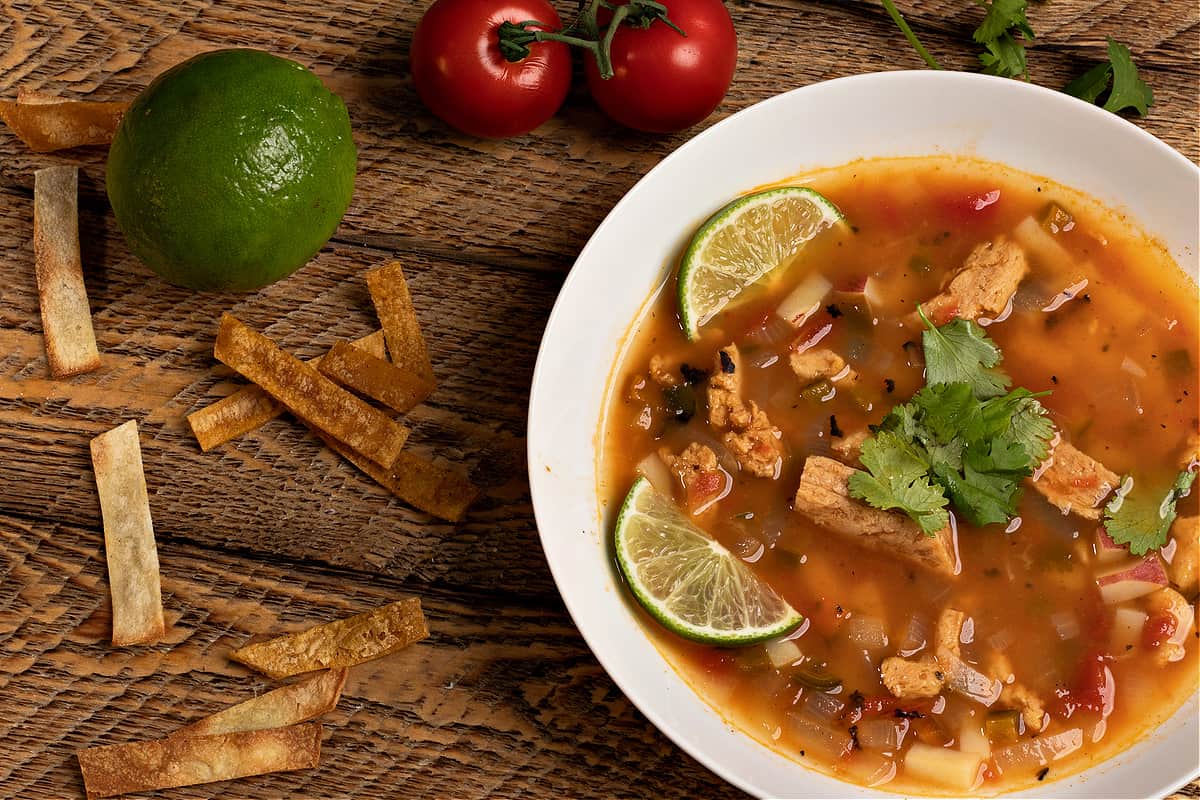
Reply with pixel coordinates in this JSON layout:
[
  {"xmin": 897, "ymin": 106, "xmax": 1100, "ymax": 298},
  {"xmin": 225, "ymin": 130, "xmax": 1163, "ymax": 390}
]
[{"xmin": 1, "ymin": 1, "xmax": 1197, "ymax": 798}]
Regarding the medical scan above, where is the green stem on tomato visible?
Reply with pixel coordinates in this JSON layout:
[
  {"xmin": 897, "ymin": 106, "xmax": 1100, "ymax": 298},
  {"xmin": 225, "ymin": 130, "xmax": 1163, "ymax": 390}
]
[
  {"xmin": 496, "ymin": 0, "xmax": 685, "ymax": 79},
  {"xmin": 880, "ymin": 0, "xmax": 943, "ymax": 70}
]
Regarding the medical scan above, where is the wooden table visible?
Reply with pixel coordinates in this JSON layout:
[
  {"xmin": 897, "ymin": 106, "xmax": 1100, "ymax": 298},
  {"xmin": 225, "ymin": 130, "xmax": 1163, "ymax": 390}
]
[{"xmin": 1, "ymin": 2, "xmax": 1196, "ymax": 798}]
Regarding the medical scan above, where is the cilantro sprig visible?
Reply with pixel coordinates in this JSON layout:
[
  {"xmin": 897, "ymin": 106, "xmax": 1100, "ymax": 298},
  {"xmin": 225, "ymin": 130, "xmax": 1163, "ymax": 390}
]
[
  {"xmin": 1102, "ymin": 469, "xmax": 1197, "ymax": 556},
  {"xmin": 878, "ymin": 2, "xmax": 1153, "ymax": 116},
  {"xmin": 848, "ymin": 311, "xmax": 1055, "ymax": 533}
]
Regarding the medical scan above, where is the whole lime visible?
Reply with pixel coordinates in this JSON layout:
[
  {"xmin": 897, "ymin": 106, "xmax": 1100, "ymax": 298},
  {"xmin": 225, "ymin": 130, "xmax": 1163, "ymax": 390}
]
[{"xmin": 106, "ymin": 49, "xmax": 357, "ymax": 291}]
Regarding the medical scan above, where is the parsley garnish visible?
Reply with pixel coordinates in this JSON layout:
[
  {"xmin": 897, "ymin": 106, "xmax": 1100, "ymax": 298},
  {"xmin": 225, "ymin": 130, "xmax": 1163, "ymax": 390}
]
[
  {"xmin": 1102, "ymin": 469, "xmax": 1197, "ymax": 555},
  {"xmin": 1064, "ymin": 38, "xmax": 1154, "ymax": 116},
  {"xmin": 849, "ymin": 311, "xmax": 1055, "ymax": 533}
]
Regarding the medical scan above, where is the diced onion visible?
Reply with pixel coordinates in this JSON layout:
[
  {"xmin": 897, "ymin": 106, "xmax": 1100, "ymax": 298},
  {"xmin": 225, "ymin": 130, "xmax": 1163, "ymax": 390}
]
[
  {"xmin": 635, "ymin": 453, "xmax": 675, "ymax": 496},
  {"xmin": 987, "ymin": 627, "xmax": 1013, "ymax": 653},
  {"xmin": 958, "ymin": 717, "xmax": 991, "ymax": 756},
  {"xmin": 744, "ymin": 313, "xmax": 795, "ymax": 350},
  {"xmin": 944, "ymin": 660, "xmax": 1002, "ymax": 706},
  {"xmin": 777, "ymin": 272, "xmax": 832, "ymax": 327},
  {"xmin": 844, "ymin": 615, "xmax": 889, "ymax": 653},
  {"xmin": 803, "ymin": 690, "xmax": 845, "ymax": 724},
  {"xmin": 856, "ymin": 717, "xmax": 908, "ymax": 751},
  {"xmin": 844, "ymin": 750, "xmax": 897, "ymax": 788},
  {"xmin": 1120, "ymin": 356, "xmax": 1148, "ymax": 378},
  {"xmin": 1050, "ymin": 611, "xmax": 1080, "ymax": 640},
  {"xmin": 898, "ymin": 613, "xmax": 929, "ymax": 657},
  {"xmin": 685, "ymin": 428, "xmax": 740, "ymax": 476},
  {"xmin": 991, "ymin": 729, "xmax": 1083, "ymax": 775},
  {"xmin": 765, "ymin": 637, "xmax": 802, "ymax": 669},
  {"xmin": 788, "ymin": 710, "xmax": 853, "ymax": 759},
  {"xmin": 1110, "ymin": 607, "xmax": 1149, "ymax": 656}
]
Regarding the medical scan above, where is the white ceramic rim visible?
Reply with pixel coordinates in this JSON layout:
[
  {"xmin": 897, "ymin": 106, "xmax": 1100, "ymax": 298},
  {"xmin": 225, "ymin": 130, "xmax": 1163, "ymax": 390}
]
[{"xmin": 528, "ymin": 70, "xmax": 1200, "ymax": 798}]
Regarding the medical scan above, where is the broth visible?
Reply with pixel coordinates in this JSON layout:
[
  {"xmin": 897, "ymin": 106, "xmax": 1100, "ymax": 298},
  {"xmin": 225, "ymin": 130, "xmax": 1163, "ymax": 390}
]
[{"xmin": 599, "ymin": 156, "xmax": 1199, "ymax": 794}]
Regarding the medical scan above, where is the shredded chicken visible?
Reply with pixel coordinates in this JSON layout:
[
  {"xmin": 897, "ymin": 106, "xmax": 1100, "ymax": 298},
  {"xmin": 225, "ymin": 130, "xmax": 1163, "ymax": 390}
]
[
  {"xmin": 789, "ymin": 348, "xmax": 858, "ymax": 388},
  {"xmin": 793, "ymin": 456, "xmax": 958, "ymax": 576},
  {"xmin": 1029, "ymin": 440, "xmax": 1119, "ymax": 520},
  {"xmin": 1145, "ymin": 587, "xmax": 1194, "ymax": 666},
  {"xmin": 881, "ymin": 656, "xmax": 944, "ymax": 699},
  {"xmin": 660, "ymin": 443, "xmax": 724, "ymax": 512},
  {"xmin": 648, "ymin": 355, "xmax": 679, "ymax": 388},
  {"xmin": 934, "ymin": 608, "xmax": 964, "ymax": 663},
  {"xmin": 990, "ymin": 652, "xmax": 1047, "ymax": 733},
  {"xmin": 706, "ymin": 344, "xmax": 783, "ymax": 478},
  {"xmin": 831, "ymin": 429, "xmax": 869, "ymax": 466},
  {"xmin": 920, "ymin": 236, "xmax": 1029, "ymax": 323},
  {"xmin": 1167, "ymin": 515, "xmax": 1198, "ymax": 597}
]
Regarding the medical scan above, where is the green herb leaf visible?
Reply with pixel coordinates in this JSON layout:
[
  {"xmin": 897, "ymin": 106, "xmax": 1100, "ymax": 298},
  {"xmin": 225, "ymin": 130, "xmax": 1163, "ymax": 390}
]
[
  {"xmin": 978, "ymin": 32, "xmax": 1028, "ymax": 79},
  {"xmin": 973, "ymin": 0, "xmax": 1034, "ymax": 45},
  {"xmin": 1064, "ymin": 61, "xmax": 1113, "ymax": 104},
  {"xmin": 849, "ymin": 431, "xmax": 950, "ymax": 534},
  {"xmin": 918, "ymin": 308, "xmax": 1011, "ymax": 399},
  {"xmin": 1103, "ymin": 37, "xmax": 1154, "ymax": 116},
  {"xmin": 1103, "ymin": 469, "xmax": 1197, "ymax": 556}
]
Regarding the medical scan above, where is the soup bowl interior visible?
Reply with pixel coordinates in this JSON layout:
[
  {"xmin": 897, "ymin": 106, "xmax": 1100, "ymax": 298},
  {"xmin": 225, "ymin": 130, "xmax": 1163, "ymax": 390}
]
[{"xmin": 527, "ymin": 70, "xmax": 1199, "ymax": 798}]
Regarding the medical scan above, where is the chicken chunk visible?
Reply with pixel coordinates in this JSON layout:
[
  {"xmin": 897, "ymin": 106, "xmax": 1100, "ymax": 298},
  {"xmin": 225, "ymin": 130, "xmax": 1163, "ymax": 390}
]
[
  {"xmin": 648, "ymin": 355, "xmax": 679, "ymax": 387},
  {"xmin": 793, "ymin": 456, "xmax": 959, "ymax": 577},
  {"xmin": 1029, "ymin": 440, "xmax": 1119, "ymax": 520},
  {"xmin": 789, "ymin": 348, "xmax": 858, "ymax": 388},
  {"xmin": 881, "ymin": 656, "xmax": 945, "ymax": 699},
  {"xmin": 1144, "ymin": 586, "xmax": 1195, "ymax": 666},
  {"xmin": 989, "ymin": 653, "xmax": 1047, "ymax": 733},
  {"xmin": 920, "ymin": 237, "xmax": 1029, "ymax": 324},
  {"xmin": 660, "ymin": 443, "xmax": 726, "ymax": 513},
  {"xmin": 707, "ymin": 345, "xmax": 783, "ymax": 478},
  {"xmin": 1167, "ymin": 515, "xmax": 1198, "ymax": 597},
  {"xmin": 831, "ymin": 429, "xmax": 869, "ymax": 466},
  {"xmin": 934, "ymin": 608, "xmax": 964, "ymax": 663}
]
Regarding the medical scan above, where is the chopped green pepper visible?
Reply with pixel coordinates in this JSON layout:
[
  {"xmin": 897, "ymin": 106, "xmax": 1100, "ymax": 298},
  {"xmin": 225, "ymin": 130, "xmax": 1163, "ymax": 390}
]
[
  {"xmin": 985, "ymin": 708, "xmax": 1022, "ymax": 745},
  {"xmin": 1039, "ymin": 202, "xmax": 1074, "ymax": 234}
]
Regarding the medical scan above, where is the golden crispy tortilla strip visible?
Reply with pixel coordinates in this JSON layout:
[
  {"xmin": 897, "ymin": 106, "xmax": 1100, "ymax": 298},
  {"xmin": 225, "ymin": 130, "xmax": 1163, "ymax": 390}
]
[
  {"xmin": 231, "ymin": 598, "xmax": 428, "ymax": 680},
  {"xmin": 213, "ymin": 315, "xmax": 408, "ymax": 468},
  {"xmin": 0, "ymin": 95, "xmax": 128, "ymax": 152},
  {"xmin": 33, "ymin": 165, "xmax": 100, "ymax": 378},
  {"xmin": 366, "ymin": 261, "xmax": 435, "ymax": 387},
  {"xmin": 173, "ymin": 669, "xmax": 347, "ymax": 738},
  {"xmin": 317, "ymin": 340, "xmax": 434, "ymax": 413},
  {"xmin": 188, "ymin": 330, "xmax": 385, "ymax": 452},
  {"xmin": 90, "ymin": 420, "xmax": 165, "ymax": 646},
  {"xmin": 77, "ymin": 722, "xmax": 321, "ymax": 799},
  {"xmin": 313, "ymin": 428, "xmax": 478, "ymax": 522}
]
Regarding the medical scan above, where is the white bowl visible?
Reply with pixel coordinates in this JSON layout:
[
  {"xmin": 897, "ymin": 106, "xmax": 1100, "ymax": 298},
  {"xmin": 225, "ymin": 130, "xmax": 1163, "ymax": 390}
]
[{"xmin": 527, "ymin": 71, "xmax": 1199, "ymax": 798}]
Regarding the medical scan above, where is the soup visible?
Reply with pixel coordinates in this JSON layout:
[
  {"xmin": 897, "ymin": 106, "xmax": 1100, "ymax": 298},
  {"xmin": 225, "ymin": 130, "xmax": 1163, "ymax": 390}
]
[{"xmin": 600, "ymin": 156, "xmax": 1199, "ymax": 794}]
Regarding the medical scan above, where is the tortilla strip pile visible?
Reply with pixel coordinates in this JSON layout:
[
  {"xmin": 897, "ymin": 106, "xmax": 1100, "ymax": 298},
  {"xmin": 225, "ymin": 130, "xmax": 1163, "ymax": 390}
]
[
  {"xmin": 189, "ymin": 260, "xmax": 478, "ymax": 521},
  {"xmin": 33, "ymin": 165, "xmax": 100, "ymax": 377}
]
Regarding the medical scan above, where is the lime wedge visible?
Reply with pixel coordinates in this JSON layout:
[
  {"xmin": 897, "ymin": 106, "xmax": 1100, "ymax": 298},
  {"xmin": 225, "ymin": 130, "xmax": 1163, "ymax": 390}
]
[
  {"xmin": 614, "ymin": 477, "xmax": 803, "ymax": 645},
  {"xmin": 678, "ymin": 186, "xmax": 845, "ymax": 340}
]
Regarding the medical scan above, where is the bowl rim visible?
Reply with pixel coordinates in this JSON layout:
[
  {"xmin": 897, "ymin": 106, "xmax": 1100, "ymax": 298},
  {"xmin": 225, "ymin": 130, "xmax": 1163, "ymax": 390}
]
[{"xmin": 527, "ymin": 69, "xmax": 1200, "ymax": 798}]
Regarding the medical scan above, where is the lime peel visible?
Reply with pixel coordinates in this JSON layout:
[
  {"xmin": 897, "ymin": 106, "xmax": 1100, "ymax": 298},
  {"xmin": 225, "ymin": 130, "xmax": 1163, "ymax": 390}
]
[
  {"xmin": 614, "ymin": 477, "xmax": 803, "ymax": 645},
  {"xmin": 678, "ymin": 186, "xmax": 845, "ymax": 340}
]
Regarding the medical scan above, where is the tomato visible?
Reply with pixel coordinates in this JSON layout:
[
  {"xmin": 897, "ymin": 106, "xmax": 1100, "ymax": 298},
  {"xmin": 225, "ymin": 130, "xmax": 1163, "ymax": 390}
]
[
  {"xmin": 410, "ymin": 0, "xmax": 571, "ymax": 138},
  {"xmin": 584, "ymin": 0, "xmax": 737, "ymax": 133}
]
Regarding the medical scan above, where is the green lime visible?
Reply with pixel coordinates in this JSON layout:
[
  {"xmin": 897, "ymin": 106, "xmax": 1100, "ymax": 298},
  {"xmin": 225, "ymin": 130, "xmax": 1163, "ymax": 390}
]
[
  {"xmin": 614, "ymin": 477, "xmax": 803, "ymax": 645},
  {"xmin": 677, "ymin": 186, "xmax": 845, "ymax": 340},
  {"xmin": 106, "ymin": 49, "xmax": 357, "ymax": 291}
]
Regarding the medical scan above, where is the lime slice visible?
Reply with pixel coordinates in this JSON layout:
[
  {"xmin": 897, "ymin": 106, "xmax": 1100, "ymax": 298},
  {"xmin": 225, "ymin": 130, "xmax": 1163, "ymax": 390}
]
[
  {"xmin": 678, "ymin": 186, "xmax": 845, "ymax": 340},
  {"xmin": 614, "ymin": 477, "xmax": 803, "ymax": 645}
]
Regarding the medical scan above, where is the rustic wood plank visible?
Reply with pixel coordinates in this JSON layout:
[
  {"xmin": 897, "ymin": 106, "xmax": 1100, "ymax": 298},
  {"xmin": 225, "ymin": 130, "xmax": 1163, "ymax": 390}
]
[{"xmin": 0, "ymin": 512, "xmax": 743, "ymax": 799}]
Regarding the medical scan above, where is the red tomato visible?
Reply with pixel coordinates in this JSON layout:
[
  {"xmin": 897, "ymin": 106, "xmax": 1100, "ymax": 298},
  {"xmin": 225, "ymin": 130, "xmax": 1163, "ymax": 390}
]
[
  {"xmin": 584, "ymin": 0, "xmax": 737, "ymax": 133},
  {"xmin": 410, "ymin": 0, "xmax": 571, "ymax": 138}
]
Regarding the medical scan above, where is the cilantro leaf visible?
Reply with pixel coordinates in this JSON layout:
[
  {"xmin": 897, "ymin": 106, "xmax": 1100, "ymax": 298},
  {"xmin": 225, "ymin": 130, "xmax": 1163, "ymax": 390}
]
[
  {"xmin": 1064, "ymin": 61, "xmax": 1113, "ymax": 104},
  {"xmin": 918, "ymin": 309, "xmax": 1011, "ymax": 399},
  {"xmin": 973, "ymin": 0, "xmax": 1034, "ymax": 46},
  {"xmin": 991, "ymin": 390, "xmax": 1055, "ymax": 464},
  {"xmin": 978, "ymin": 33, "xmax": 1028, "ymax": 79},
  {"xmin": 1103, "ymin": 469, "xmax": 1197, "ymax": 556},
  {"xmin": 849, "ymin": 431, "xmax": 950, "ymax": 534},
  {"xmin": 1103, "ymin": 37, "xmax": 1154, "ymax": 116}
]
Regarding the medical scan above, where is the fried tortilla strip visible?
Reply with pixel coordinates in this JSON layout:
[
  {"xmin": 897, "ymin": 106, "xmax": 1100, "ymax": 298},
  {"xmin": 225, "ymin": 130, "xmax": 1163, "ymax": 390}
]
[
  {"xmin": 173, "ymin": 669, "xmax": 347, "ymax": 738},
  {"xmin": 231, "ymin": 598, "xmax": 428, "ymax": 680},
  {"xmin": 90, "ymin": 420, "xmax": 165, "ymax": 646},
  {"xmin": 213, "ymin": 315, "xmax": 408, "ymax": 468},
  {"xmin": 0, "ymin": 94, "xmax": 128, "ymax": 152},
  {"xmin": 314, "ymin": 427, "xmax": 478, "ymax": 522},
  {"xmin": 34, "ymin": 165, "xmax": 100, "ymax": 377},
  {"xmin": 77, "ymin": 723, "xmax": 321, "ymax": 799},
  {"xmin": 187, "ymin": 330, "xmax": 385, "ymax": 451},
  {"xmin": 366, "ymin": 261, "xmax": 435, "ymax": 387},
  {"xmin": 317, "ymin": 340, "xmax": 434, "ymax": 413}
]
